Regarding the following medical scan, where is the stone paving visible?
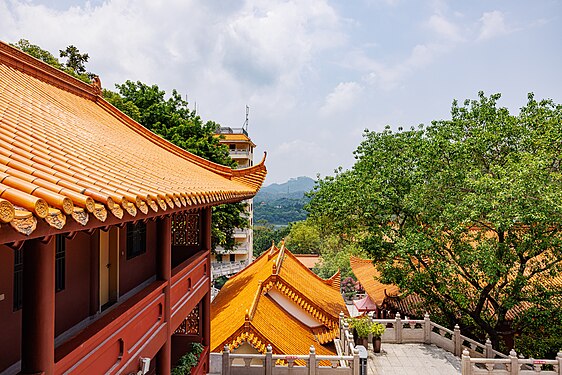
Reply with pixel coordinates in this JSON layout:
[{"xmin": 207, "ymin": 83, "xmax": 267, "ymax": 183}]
[{"xmin": 367, "ymin": 343, "xmax": 461, "ymax": 375}]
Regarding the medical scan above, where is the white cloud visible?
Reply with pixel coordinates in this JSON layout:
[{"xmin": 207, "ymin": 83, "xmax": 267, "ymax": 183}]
[
  {"xmin": 427, "ymin": 14, "xmax": 464, "ymax": 42},
  {"xmin": 352, "ymin": 42, "xmax": 445, "ymax": 89},
  {"xmin": 320, "ymin": 81, "xmax": 363, "ymax": 116},
  {"xmin": 478, "ymin": 10, "xmax": 510, "ymax": 40}
]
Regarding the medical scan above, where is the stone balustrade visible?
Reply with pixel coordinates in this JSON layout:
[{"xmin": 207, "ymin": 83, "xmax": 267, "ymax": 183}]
[{"xmin": 210, "ymin": 344, "xmax": 360, "ymax": 375}]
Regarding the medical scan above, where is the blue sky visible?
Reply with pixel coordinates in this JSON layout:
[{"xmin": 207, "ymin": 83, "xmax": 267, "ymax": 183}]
[{"xmin": 1, "ymin": 0, "xmax": 560, "ymax": 184}]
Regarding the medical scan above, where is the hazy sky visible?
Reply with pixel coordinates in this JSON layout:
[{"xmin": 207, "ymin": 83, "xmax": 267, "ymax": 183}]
[{"xmin": 1, "ymin": 0, "xmax": 560, "ymax": 184}]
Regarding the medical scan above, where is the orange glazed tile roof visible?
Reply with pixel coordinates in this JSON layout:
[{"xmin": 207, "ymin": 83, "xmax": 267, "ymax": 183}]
[
  {"xmin": 211, "ymin": 243, "xmax": 347, "ymax": 355},
  {"xmin": 218, "ymin": 133, "xmax": 256, "ymax": 147},
  {"xmin": 349, "ymin": 256, "xmax": 399, "ymax": 308},
  {"xmin": 0, "ymin": 41, "xmax": 266, "ymax": 239}
]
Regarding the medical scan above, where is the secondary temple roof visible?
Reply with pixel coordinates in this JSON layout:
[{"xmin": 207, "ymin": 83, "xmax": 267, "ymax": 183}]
[
  {"xmin": 211, "ymin": 243, "xmax": 347, "ymax": 356},
  {"xmin": 0, "ymin": 41, "xmax": 266, "ymax": 239},
  {"xmin": 349, "ymin": 256, "xmax": 399, "ymax": 308}
]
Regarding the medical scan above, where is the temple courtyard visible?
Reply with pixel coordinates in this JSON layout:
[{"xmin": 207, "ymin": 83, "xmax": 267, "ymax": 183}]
[{"xmin": 368, "ymin": 343, "xmax": 461, "ymax": 375}]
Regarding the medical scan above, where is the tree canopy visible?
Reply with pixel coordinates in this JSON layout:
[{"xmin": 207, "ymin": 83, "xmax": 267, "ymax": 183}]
[
  {"xmin": 11, "ymin": 39, "xmax": 93, "ymax": 83},
  {"xmin": 307, "ymin": 92, "xmax": 562, "ymax": 356}
]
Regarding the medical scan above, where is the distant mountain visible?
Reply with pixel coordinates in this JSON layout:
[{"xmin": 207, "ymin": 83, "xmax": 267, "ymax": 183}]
[
  {"xmin": 254, "ymin": 176, "xmax": 316, "ymax": 226},
  {"xmin": 258, "ymin": 176, "xmax": 315, "ymax": 196}
]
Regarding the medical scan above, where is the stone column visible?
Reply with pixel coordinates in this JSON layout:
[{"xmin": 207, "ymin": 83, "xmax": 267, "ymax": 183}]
[
  {"xmin": 157, "ymin": 217, "xmax": 172, "ymax": 375},
  {"xmin": 21, "ymin": 237, "xmax": 55, "ymax": 375}
]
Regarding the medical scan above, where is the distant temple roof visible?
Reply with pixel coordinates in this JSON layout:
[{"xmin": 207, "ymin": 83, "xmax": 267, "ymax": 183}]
[
  {"xmin": 211, "ymin": 242, "xmax": 347, "ymax": 356},
  {"xmin": 0, "ymin": 41, "xmax": 266, "ymax": 240},
  {"xmin": 349, "ymin": 256, "xmax": 399, "ymax": 308}
]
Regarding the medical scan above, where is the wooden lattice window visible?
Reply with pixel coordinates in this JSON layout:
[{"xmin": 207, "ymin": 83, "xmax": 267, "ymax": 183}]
[
  {"xmin": 172, "ymin": 212, "xmax": 200, "ymax": 246},
  {"xmin": 174, "ymin": 304, "xmax": 200, "ymax": 335}
]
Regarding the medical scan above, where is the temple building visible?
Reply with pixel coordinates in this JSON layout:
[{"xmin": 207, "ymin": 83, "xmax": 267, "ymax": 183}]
[
  {"xmin": 0, "ymin": 41, "xmax": 266, "ymax": 375},
  {"xmin": 211, "ymin": 243, "xmax": 346, "ymax": 357},
  {"xmin": 349, "ymin": 256, "xmax": 425, "ymax": 319}
]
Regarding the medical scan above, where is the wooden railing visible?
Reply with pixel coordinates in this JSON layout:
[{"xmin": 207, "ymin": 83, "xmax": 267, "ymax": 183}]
[
  {"xmin": 211, "ymin": 260, "xmax": 248, "ymax": 278},
  {"xmin": 171, "ymin": 250, "xmax": 210, "ymax": 329},
  {"xmin": 55, "ymin": 281, "xmax": 167, "ymax": 374}
]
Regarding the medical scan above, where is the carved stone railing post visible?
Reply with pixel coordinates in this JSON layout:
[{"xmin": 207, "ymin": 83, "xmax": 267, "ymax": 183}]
[
  {"xmin": 509, "ymin": 349, "xmax": 519, "ymax": 375},
  {"xmin": 424, "ymin": 313, "xmax": 431, "ymax": 344},
  {"xmin": 352, "ymin": 348, "xmax": 360, "ymax": 375},
  {"xmin": 454, "ymin": 324, "xmax": 461, "ymax": 356},
  {"xmin": 308, "ymin": 345, "xmax": 316, "ymax": 375},
  {"xmin": 485, "ymin": 338, "xmax": 493, "ymax": 358},
  {"xmin": 461, "ymin": 349, "xmax": 471, "ymax": 375},
  {"xmin": 556, "ymin": 351, "xmax": 562, "ymax": 375},
  {"xmin": 395, "ymin": 313, "xmax": 403, "ymax": 343},
  {"xmin": 222, "ymin": 345, "xmax": 231, "ymax": 375},
  {"xmin": 265, "ymin": 345, "xmax": 273, "ymax": 375},
  {"xmin": 343, "ymin": 321, "xmax": 350, "ymax": 355},
  {"xmin": 339, "ymin": 311, "xmax": 345, "ymax": 339}
]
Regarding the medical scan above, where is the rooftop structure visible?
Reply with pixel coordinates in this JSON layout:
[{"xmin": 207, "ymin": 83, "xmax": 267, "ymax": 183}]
[
  {"xmin": 0, "ymin": 40, "xmax": 266, "ymax": 375},
  {"xmin": 212, "ymin": 126, "xmax": 257, "ymax": 268},
  {"xmin": 211, "ymin": 242, "xmax": 346, "ymax": 357}
]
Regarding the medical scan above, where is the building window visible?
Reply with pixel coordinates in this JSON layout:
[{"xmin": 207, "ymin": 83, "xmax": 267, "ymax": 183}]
[
  {"xmin": 230, "ymin": 254, "xmax": 236, "ymax": 262},
  {"xmin": 13, "ymin": 248, "xmax": 23, "ymax": 311},
  {"xmin": 127, "ymin": 221, "xmax": 146, "ymax": 259},
  {"xmin": 229, "ymin": 144, "xmax": 236, "ymax": 150},
  {"xmin": 55, "ymin": 235, "xmax": 66, "ymax": 292}
]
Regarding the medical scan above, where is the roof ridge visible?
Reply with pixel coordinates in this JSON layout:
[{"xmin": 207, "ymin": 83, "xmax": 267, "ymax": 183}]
[
  {"xmin": 274, "ymin": 241, "xmax": 286, "ymax": 273},
  {"xmin": 248, "ymin": 280, "xmax": 263, "ymax": 320},
  {"xmin": 0, "ymin": 41, "xmax": 98, "ymax": 100},
  {"xmin": 273, "ymin": 276, "xmax": 340, "ymax": 328}
]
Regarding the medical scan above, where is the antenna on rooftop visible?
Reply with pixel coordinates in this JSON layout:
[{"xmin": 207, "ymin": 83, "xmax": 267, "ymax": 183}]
[{"xmin": 243, "ymin": 105, "xmax": 249, "ymax": 131}]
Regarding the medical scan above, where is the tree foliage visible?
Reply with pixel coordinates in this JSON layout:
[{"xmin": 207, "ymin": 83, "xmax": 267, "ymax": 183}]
[
  {"xmin": 307, "ymin": 92, "xmax": 562, "ymax": 355},
  {"xmin": 253, "ymin": 221, "xmax": 290, "ymax": 257},
  {"xmin": 11, "ymin": 39, "xmax": 93, "ymax": 83}
]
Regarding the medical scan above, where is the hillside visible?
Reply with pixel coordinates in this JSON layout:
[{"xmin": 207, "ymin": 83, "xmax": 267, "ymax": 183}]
[{"xmin": 254, "ymin": 176, "xmax": 315, "ymax": 225}]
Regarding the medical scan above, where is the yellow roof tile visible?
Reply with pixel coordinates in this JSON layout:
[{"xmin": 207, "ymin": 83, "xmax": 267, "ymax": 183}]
[
  {"xmin": 0, "ymin": 41, "xmax": 266, "ymax": 238},
  {"xmin": 211, "ymin": 244, "xmax": 347, "ymax": 355},
  {"xmin": 349, "ymin": 256, "xmax": 400, "ymax": 308}
]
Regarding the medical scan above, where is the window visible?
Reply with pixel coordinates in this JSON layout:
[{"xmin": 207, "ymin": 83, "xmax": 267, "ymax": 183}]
[
  {"xmin": 55, "ymin": 235, "xmax": 66, "ymax": 292},
  {"xmin": 127, "ymin": 221, "xmax": 146, "ymax": 259},
  {"xmin": 229, "ymin": 144, "xmax": 236, "ymax": 150},
  {"xmin": 13, "ymin": 248, "xmax": 23, "ymax": 311},
  {"xmin": 229, "ymin": 254, "xmax": 235, "ymax": 262}
]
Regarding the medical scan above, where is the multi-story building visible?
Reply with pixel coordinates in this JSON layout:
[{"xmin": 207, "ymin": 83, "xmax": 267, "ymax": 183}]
[
  {"xmin": 0, "ymin": 41, "xmax": 266, "ymax": 375},
  {"xmin": 212, "ymin": 127, "xmax": 256, "ymax": 272}
]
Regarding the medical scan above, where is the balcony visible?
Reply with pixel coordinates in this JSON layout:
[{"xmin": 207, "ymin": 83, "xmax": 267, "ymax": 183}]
[
  {"xmin": 229, "ymin": 149, "xmax": 251, "ymax": 157},
  {"xmin": 211, "ymin": 260, "xmax": 248, "ymax": 278},
  {"xmin": 54, "ymin": 250, "xmax": 210, "ymax": 374},
  {"xmin": 233, "ymin": 228, "xmax": 249, "ymax": 238}
]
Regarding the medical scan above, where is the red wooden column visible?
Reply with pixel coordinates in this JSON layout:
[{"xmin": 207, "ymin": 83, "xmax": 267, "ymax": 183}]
[
  {"xmin": 201, "ymin": 208, "xmax": 212, "ymax": 371},
  {"xmin": 21, "ymin": 237, "xmax": 55, "ymax": 375},
  {"xmin": 156, "ymin": 216, "xmax": 172, "ymax": 375},
  {"xmin": 89, "ymin": 231, "xmax": 100, "ymax": 316}
]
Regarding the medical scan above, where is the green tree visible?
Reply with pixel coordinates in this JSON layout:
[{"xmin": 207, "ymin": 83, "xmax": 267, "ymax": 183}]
[
  {"xmin": 285, "ymin": 220, "xmax": 321, "ymax": 254},
  {"xmin": 59, "ymin": 45, "xmax": 91, "ymax": 79},
  {"xmin": 253, "ymin": 221, "xmax": 290, "ymax": 257},
  {"xmin": 11, "ymin": 39, "xmax": 63, "ymax": 69},
  {"xmin": 308, "ymin": 92, "xmax": 562, "ymax": 355},
  {"xmin": 11, "ymin": 39, "xmax": 93, "ymax": 83}
]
